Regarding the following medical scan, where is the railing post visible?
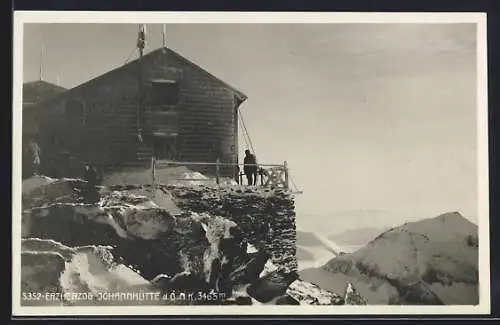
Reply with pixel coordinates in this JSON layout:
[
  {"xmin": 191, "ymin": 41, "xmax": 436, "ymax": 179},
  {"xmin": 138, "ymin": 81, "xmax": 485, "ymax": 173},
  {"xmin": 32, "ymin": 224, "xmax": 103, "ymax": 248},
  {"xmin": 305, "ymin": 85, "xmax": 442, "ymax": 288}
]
[
  {"xmin": 151, "ymin": 156, "xmax": 156, "ymax": 190},
  {"xmin": 215, "ymin": 158, "xmax": 220, "ymax": 185},
  {"xmin": 163, "ymin": 160, "xmax": 169, "ymax": 186},
  {"xmin": 283, "ymin": 161, "xmax": 289, "ymax": 190}
]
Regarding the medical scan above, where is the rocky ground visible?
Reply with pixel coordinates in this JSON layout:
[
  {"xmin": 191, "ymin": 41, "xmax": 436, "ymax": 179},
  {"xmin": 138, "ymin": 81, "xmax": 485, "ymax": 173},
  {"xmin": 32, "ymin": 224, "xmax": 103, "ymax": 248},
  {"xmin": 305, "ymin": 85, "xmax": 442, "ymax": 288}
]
[
  {"xmin": 20, "ymin": 175, "xmax": 366, "ymax": 306},
  {"xmin": 164, "ymin": 184, "xmax": 298, "ymax": 272}
]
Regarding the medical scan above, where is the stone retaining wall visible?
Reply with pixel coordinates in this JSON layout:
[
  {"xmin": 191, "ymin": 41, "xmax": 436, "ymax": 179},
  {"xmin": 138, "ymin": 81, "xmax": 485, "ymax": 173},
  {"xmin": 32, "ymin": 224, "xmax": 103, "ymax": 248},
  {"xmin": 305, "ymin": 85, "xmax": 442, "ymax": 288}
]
[{"xmin": 166, "ymin": 185, "xmax": 297, "ymax": 273}]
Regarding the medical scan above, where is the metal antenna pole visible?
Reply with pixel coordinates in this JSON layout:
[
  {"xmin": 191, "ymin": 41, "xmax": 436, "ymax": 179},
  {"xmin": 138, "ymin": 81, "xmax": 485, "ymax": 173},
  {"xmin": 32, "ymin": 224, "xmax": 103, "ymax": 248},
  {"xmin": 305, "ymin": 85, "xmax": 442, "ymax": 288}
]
[{"xmin": 39, "ymin": 44, "xmax": 44, "ymax": 81}]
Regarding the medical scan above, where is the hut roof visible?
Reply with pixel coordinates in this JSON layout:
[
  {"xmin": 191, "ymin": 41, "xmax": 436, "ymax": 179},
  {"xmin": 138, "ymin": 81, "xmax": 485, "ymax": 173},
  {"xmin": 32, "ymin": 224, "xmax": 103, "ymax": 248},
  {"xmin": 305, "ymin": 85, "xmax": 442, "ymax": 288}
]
[
  {"xmin": 25, "ymin": 47, "xmax": 247, "ymax": 110},
  {"xmin": 22, "ymin": 80, "xmax": 67, "ymax": 105}
]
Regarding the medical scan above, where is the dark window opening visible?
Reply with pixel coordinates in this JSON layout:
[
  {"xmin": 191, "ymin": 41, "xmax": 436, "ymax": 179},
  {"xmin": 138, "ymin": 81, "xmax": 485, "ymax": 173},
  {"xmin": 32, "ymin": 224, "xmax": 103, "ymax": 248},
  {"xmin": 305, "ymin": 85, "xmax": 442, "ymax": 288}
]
[
  {"xmin": 148, "ymin": 80, "xmax": 180, "ymax": 106},
  {"xmin": 152, "ymin": 136, "xmax": 177, "ymax": 160}
]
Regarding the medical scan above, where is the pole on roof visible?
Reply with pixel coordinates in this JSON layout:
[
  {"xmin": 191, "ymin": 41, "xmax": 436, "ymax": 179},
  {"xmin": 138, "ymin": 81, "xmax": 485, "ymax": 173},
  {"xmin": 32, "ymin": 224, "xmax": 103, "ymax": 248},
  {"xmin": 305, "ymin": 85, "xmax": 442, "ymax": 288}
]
[
  {"xmin": 39, "ymin": 44, "xmax": 44, "ymax": 81},
  {"xmin": 162, "ymin": 24, "xmax": 167, "ymax": 48},
  {"xmin": 137, "ymin": 24, "xmax": 146, "ymax": 57}
]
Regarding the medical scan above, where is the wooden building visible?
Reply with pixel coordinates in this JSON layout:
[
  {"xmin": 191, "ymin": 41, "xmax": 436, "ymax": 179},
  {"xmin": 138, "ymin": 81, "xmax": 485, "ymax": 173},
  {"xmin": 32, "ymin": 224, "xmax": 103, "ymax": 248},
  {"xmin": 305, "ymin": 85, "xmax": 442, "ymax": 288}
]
[
  {"xmin": 22, "ymin": 80, "xmax": 67, "ymax": 136},
  {"xmin": 22, "ymin": 80, "xmax": 68, "ymax": 178},
  {"xmin": 23, "ymin": 47, "xmax": 248, "ymax": 178},
  {"xmin": 23, "ymin": 80, "xmax": 67, "ymax": 106}
]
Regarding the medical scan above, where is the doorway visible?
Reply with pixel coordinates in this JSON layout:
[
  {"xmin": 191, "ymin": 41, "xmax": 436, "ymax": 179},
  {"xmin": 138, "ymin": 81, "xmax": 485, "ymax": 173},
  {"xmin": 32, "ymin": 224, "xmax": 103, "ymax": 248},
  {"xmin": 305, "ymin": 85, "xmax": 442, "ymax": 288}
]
[{"xmin": 152, "ymin": 136, "xmax": 177, "ymax": 161}]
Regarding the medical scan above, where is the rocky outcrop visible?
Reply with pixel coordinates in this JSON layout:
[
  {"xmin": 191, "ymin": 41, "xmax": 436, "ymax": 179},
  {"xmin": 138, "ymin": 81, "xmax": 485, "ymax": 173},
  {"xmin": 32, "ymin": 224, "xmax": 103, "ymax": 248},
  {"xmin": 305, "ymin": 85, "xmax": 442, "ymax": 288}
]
[
  {"xmin": 343, "ymin": 283, "xmax": 367, "ymax": 305},
  {"xmin": 286, "ymin": 279, "xmax": 343, "ymax": 305},
  {"xmin": 21, "ymin": 238, "xmax": 162, "ymax": 306},
  {"xmin": 162, "ymin": 185, "xmax": 297, "ymax": 273},
  {"xmin": 246, "ymin": 269, "xmax": 299, "ymax": 303},
  {"xmin": 22, "ymin": 251, "xmax": 66, "ymax": 294},
  {"xmin": 20, "ymin": 177, "xmax": 353, "ymax": 306},
  {"xmin": 318, "ymin": 212, "xmax": 479, "ymax": 305},
  {"xmin": 22, "ymin": 177, "xmax": 87, "ymax": 210},
  {"xmin": 20, "ymin": 236, "xmax": 353, "ymax": 306}
]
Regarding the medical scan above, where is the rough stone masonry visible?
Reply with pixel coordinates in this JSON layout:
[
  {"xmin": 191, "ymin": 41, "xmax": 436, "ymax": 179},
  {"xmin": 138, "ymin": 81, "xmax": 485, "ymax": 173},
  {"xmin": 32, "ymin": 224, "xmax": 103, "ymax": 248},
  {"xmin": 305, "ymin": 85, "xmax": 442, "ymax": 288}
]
[{"xmin": 165, "ymin": 185, "xmax": 298, "ymax": 273}]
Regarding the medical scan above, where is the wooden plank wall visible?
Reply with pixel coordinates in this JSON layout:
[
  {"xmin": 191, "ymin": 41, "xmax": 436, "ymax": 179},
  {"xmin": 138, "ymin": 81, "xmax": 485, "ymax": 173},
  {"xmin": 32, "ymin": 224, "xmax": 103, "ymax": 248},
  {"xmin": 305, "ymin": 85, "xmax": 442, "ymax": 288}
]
[{"xmin": 24, "ymin": 49, "xmax": 241, "ymax": 179}]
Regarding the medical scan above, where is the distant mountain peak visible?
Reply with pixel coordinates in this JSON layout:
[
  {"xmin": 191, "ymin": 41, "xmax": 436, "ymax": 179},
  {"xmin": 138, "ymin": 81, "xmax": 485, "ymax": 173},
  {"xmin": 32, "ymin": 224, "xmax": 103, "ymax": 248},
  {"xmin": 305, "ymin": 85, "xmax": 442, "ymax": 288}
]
[
  {"xmin": 315, "ymin": 211, "xmax": 479, "ymax": 305},
  {"xmin": 328, "ymin": 226, "xmax": 391, "ymax": 247},
  {"xmin": 435, "ymin": 211, "xmax": 467, "ymax": 221},
  {"xmin": 405, "ymin": 211, "xmax": 477, "ymax": 231}
]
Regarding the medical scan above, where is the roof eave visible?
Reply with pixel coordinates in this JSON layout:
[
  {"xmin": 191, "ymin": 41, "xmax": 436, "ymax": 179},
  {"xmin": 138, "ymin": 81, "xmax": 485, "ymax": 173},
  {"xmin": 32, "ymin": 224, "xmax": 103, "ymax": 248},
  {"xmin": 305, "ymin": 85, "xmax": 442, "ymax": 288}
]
[{"xmin": 165, "ymin": 48, "xmax": 249, "ymax": 106}]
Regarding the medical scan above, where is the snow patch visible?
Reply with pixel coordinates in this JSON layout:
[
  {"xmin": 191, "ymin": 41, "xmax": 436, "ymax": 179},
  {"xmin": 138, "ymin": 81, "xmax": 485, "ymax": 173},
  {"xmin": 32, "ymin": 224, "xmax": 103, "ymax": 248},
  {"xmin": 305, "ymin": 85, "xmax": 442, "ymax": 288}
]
[
  {"xmin": 59, "ymin": 249, "xmax": 153, "ymax": 295},
  {"xmin": 247, "ymin": 244, "xmax": 258, "ymax": 254}
]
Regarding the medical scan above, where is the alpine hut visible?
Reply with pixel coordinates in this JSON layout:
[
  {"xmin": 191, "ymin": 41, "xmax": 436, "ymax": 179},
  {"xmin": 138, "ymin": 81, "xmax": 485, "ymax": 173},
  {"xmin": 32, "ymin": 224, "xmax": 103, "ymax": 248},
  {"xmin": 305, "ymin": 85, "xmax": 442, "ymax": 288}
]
[{"xmin": 22, "ymin": 44, "xmax": 247, "ymax": 179}]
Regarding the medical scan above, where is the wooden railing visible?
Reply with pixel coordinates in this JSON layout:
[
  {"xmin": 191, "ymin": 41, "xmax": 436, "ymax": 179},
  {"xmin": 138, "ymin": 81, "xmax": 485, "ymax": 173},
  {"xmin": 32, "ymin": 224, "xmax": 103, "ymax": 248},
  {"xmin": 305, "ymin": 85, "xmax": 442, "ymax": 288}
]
[{"xmin": 150, "ymin": 158, "xmax": 291, "ymax": 190}]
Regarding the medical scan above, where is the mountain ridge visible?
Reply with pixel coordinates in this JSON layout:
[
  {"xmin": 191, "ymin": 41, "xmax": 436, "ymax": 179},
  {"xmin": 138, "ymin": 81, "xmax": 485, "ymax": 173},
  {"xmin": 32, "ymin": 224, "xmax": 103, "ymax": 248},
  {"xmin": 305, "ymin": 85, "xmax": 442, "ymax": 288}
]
[
  {"xmin": 300, "ymin": 212, "xmax": 479, "ymax": 305},
  {"xmin": 328, "ymin": 226, "xmax": 391, "ymax": 246}
]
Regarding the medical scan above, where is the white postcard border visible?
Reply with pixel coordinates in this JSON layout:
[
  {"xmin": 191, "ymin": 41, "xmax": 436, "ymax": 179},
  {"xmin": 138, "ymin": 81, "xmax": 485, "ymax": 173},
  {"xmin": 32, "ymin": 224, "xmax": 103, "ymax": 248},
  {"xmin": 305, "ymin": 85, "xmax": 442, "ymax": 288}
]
[{"xmin": 12, "ymin": 11, "xmax": 490, "ymax": 316}]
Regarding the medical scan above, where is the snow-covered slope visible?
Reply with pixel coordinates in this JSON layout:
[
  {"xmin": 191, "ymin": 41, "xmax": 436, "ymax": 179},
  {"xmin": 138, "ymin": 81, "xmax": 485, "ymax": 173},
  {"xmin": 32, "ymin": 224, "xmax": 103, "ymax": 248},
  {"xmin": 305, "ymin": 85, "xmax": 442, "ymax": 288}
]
[
  {"xmin": 328, "ymin": 227, "xmax": 391, "ymax": 246},
  {"xmin": 296, "ymin": 230, "xmax": 350, "ymax": 271},
  {"xmin": 300, "ymin": 212, "xmax": 479, "ymax": 305},
  {"xmin": 314, "ymin": 233, "xmax": 346, "ymax": 256},
  {"xmin": 297, "ymin": 231, "xmax": 333, "ymax": 270}
]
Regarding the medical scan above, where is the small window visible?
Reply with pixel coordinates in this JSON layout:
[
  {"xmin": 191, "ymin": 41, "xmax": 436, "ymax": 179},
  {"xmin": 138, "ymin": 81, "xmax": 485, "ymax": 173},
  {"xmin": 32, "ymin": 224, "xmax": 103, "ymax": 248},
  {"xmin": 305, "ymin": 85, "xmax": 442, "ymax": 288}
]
[{"xmin": 148, "ymin": 80, "xmax": 179, "ymax": 106}]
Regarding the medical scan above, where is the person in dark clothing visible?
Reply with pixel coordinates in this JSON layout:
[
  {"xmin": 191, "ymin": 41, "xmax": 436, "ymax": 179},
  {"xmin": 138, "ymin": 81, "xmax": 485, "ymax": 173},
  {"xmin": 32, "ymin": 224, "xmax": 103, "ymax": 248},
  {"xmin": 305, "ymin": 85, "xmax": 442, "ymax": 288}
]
[
  {"xmin": 83, "ymin": 163, "xmax": 100, "ymax": 203},
  {"xmin": 84, "ymin": 164, "xmax": 97, "ymax": 185},
  {"xmin": 243, "ymin": 149, "xmax": 258, "ymax": 186}
]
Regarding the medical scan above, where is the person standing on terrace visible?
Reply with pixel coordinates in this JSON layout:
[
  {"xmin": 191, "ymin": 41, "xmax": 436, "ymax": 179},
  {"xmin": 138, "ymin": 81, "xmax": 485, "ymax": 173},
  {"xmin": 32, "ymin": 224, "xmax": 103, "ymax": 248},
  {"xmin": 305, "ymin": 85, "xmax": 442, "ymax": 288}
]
[{"xmin": 243, "ymin": 149, "xmax": 258, "ymax": 186}]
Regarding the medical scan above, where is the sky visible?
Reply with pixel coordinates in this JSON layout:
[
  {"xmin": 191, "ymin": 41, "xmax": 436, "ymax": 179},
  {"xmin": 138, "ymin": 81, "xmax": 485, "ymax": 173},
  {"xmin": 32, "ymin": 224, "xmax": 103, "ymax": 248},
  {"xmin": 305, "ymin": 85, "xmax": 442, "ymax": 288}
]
[{"xmin": 22, "ymin": 23, "xmax": 479, "ymax": 234}]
